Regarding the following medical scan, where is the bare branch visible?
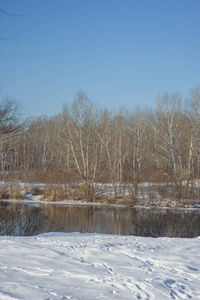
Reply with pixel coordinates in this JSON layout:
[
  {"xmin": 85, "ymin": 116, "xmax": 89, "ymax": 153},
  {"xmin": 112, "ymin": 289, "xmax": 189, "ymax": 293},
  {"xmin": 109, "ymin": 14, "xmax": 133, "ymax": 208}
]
[
  {"xmin": 0, "ymin": 36, "xmax": 17, "ymax": 40},
  {"xmin": 0, "ymin": 8, "xmax": 22, "ymax": 17}
]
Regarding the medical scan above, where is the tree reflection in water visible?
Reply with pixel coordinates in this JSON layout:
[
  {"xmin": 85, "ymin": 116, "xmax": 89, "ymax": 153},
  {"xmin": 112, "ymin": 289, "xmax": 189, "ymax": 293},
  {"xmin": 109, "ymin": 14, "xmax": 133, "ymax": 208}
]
[
  {"xmin": 132, "ymin": 209, "xmax": 200, "ymax": 238},
  {"xmin": 0, "ymin": 202, "xmax": 200, "ymax": 237},
  {"xmin": 0, "ymin": 202, "xmax": 62, "ymax": 236}
]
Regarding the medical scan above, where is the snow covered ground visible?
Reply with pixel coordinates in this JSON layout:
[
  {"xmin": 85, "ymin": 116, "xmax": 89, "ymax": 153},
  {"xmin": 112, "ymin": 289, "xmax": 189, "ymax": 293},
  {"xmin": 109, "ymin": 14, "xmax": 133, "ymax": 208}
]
[{"xmin": 0, "ymin": 233, "xmax": 199, "ymax": 299}]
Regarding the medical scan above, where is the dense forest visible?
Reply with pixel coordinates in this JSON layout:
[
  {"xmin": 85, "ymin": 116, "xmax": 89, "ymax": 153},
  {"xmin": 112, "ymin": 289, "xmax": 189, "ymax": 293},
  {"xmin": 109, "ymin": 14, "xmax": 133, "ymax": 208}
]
[{"xmin": 0, "ymin": 85, "xmax": 200, "ymax": 203}]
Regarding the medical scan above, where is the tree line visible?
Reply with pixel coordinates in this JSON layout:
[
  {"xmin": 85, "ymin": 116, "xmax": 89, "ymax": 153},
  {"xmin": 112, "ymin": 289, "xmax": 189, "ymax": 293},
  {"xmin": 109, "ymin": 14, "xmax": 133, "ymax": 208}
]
[{"xmin": 1, "ymin": 85, "xmax": 200, "ymax": 201}]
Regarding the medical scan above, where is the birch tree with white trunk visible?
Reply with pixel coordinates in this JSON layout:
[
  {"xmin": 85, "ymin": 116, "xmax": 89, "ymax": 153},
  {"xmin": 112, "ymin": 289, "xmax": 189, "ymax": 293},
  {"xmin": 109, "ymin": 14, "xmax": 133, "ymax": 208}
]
[
  {"xmin": 148, "ymin": 93, "xmax": 183, "ymax": 191},
  {"xmin": 184, "ymin": 85, "xmax": 200, "ymax": 196},
  {"xmin": 60, "ymin": 91, "xmax": 101, "ymax": 200}
]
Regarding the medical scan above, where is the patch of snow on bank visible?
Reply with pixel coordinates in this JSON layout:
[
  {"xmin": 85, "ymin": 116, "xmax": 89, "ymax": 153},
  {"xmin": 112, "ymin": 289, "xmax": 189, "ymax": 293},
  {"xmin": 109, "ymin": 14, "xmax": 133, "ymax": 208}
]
[{"xmin": 0, "ymin": 233, "xmax": 199, "ymax": 299}]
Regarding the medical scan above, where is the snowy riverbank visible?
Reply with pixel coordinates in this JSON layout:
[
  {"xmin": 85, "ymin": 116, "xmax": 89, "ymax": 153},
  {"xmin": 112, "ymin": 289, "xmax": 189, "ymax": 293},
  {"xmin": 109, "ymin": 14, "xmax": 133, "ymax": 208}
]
[{"xmin": 0, "ymin": 233, "xmax": 199, "ymax": 299}]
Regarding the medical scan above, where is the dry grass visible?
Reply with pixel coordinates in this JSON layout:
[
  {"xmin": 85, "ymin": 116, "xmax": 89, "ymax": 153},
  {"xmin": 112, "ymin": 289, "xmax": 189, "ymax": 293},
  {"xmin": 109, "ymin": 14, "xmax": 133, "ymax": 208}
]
[
  {"xmin": 38, "ymin": 195, "xmax": 47, "ymax": 201},
  {"xmin": 0, "ymin": 182, "xmax": 24, "ymax": 200},
  {"xmin": 38, "ymin": 184, "xmax": 68, "ymax": 202},
  {"xmin": 42, "ymin": 185, "xmax": 56, "ymax": 202},
  {"xmin": 103, "ymin": 196, "xmax": 117, "ymax": 204},
  {"xmin": 56, "ymin": 185, "xmax": 67, "ymax": 201},
  {"xmin": 9, "ymin": 183, "xmax": 24, "ymax": 199},
  {"xmin": 47, "ymin": 190, "xmax": 56, "ymax": 202}
]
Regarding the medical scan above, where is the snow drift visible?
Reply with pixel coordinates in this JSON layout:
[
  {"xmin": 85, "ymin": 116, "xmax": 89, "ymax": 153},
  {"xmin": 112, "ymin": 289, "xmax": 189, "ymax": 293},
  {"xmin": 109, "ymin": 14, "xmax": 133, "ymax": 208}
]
[{"xmin": 0, "ymin": 233, "xmax": 199, "ymax": 299}]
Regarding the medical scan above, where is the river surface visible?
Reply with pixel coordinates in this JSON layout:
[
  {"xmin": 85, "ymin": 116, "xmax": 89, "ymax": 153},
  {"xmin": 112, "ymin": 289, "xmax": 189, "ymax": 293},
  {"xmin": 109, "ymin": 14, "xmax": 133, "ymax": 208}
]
[{"xmin": 0, "ymin": 201, "xmax": 200, "ymax": 237}]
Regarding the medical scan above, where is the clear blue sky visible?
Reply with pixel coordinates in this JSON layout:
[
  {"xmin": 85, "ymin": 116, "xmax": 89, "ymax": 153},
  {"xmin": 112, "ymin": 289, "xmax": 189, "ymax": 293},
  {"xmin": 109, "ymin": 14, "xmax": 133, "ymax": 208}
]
[{"xmin": 1, "ymin": 0, "xmax": 200, "ymax": 118}]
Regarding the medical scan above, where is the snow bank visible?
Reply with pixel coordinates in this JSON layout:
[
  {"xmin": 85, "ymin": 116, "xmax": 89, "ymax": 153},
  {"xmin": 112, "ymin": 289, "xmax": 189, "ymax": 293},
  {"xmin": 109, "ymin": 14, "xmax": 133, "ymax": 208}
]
[{"xmin": 0, "ymin": 233, "xmax": 199, "ymax": 299}]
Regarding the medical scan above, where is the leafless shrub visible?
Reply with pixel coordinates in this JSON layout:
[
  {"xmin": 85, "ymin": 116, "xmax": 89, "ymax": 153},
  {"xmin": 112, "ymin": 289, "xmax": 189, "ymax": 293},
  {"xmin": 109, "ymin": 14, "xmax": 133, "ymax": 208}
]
[
  {"xmin": 157, "ymin": 184, "xmax": 169, "ymax": 200},
  {"xmin": 132, "ymin": 209, "xmax": 200, "ymax": 238},
  {"xmin": 0, "ymin": 185, "xmax": 9, "ymax": 199},
  {"xmin": 91, "ymin": 184, "xmax": 105, "ymax": 202},
  {"xmin": 126, "ymin": 185, "xmax": 139, "ymax": 205},
  {"xmin": 31, "ymin": 185, "xmax": 44, "ymax": 196},
  {"xmin": 67, "ymin": 184, "xmax": 85, "ymax": 200},
  {"xmin": 146, "ymin": 185, "xmax": 155, "ymax": 203}
]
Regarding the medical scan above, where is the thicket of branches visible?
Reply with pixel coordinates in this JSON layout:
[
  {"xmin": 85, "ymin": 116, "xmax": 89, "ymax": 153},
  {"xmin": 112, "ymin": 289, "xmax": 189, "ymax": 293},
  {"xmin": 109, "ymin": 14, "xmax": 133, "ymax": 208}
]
[{"xmin": 1, "ymin": 86, "xmax": 200, "ymax": 202}]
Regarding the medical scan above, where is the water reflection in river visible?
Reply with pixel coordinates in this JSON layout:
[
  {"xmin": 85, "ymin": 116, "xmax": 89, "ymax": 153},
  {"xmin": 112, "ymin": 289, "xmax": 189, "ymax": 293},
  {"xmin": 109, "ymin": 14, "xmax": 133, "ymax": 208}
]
[
  {"xmin": 0, "ymin": 201, "xmax": 200, "ymax": 237},
  {"xmin": 44, "ymin": 204, "xmax": 137, "ymax": 235}
]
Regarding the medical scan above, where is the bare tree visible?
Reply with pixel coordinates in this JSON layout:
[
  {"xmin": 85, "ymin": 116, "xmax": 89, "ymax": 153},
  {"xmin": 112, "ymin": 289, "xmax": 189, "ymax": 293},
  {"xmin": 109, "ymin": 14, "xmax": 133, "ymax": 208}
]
[
  {"xmin": 0, "ymin": 98, "xmax": 22, "ymax": 175},
  {"xmin": 115, "ymin": 110, "xmax": 128, "ymax": 192},
  {"xmin": 129, "ymin": 107, "xmax": 148, "ymax": 201},
  {"xmin": 60, "ymin": 91, "xmax": 101, "ymax": 200},
  {"xmin": 184, "ymin": 85, "xmax": 200, "ymax": 196},
  {"xmin": 97, "ymin": 109, "xmax": 119, "ymax": 200},
  {"xmin": 148, "ymin": 93, "xmax": 184, "ymax": 193}
]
